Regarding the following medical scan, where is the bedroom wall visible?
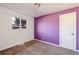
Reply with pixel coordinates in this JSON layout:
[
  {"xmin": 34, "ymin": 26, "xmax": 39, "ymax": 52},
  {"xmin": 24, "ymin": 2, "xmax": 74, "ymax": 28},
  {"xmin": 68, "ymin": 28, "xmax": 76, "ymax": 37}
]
[
  {"xmin": 35, "ymin": 7, "xmax": 79, "ymax": 50},
  {"xmin": 0, "ymin": 7, "xmax": 34, "ymax": 50}
]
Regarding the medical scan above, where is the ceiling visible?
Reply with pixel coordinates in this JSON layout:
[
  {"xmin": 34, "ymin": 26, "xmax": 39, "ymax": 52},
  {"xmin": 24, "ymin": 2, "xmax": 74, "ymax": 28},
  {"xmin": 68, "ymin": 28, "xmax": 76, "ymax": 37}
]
[{"xmin": 0, "ymin": 3, "xmax": 79, "ymax": 17}]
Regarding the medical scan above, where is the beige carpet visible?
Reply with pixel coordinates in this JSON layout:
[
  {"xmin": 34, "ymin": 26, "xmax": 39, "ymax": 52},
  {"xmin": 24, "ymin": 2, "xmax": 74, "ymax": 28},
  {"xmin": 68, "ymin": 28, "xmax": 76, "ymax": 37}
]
[{"xmin": 17, "ymin": 40, "xmax": 79, "ymax": 55}]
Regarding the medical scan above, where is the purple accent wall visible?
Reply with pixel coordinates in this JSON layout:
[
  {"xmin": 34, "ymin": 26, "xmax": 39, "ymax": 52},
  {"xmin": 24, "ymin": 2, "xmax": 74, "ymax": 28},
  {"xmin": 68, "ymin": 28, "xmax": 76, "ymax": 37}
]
[
  {"xmin": 35, "ymin": 14, "xmax": 59, "ymax": 45},
  {"xmin": 34, "ymin": 7, "xmax": 79, "ymax": 50},
  {"xmin": 76, "ymin": 9, "xmax": 79, "ymax": 50}
]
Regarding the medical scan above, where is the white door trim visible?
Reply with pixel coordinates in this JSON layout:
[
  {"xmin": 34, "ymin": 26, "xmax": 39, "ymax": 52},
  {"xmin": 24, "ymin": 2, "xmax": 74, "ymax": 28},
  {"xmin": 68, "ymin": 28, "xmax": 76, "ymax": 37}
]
[{"xmin": 59, "ymin": 12, "xmax": 76, "ymax": 50}]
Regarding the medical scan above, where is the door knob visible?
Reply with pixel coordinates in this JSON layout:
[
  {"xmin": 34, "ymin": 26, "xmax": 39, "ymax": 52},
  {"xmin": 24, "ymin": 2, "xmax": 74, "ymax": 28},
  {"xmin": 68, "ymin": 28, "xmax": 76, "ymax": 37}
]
[{"xmin": 71, "ymin": 33, "xmax": 74, "ymax": 35}]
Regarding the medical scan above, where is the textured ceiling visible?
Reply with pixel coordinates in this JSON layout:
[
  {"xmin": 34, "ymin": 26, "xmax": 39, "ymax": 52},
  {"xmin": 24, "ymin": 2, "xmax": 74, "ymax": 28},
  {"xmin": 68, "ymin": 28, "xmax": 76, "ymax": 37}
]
[{"xmin": 0, "ymin": 3, "xmax": 79, "ymax": 17}]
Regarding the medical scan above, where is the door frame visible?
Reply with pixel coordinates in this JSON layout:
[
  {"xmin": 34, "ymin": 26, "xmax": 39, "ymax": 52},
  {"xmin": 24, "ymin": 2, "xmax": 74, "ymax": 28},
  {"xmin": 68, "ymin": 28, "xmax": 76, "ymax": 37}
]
[{"xmin": 59, "ymin": 12, "xmax": 76, "ymax": 50}]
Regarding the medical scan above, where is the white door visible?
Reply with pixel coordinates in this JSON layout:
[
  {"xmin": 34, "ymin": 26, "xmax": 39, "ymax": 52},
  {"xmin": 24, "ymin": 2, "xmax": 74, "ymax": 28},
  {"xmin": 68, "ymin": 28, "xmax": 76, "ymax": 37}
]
[{"xmin": 59, "ymin": 12, "xmax": 76, "ymax": 50}]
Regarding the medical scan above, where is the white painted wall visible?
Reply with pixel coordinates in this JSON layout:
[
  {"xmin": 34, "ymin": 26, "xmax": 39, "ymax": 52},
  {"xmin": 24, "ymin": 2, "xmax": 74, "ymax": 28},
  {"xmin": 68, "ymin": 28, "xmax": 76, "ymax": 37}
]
[{"xmin": 0, "ymin": 7, "xmax": 34, "ymax": 50}]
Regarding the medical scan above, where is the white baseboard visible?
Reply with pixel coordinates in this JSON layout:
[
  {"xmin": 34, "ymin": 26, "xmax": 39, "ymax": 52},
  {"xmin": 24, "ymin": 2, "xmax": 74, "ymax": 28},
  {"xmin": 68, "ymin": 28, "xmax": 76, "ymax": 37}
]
[
  {"xmin": 35, "ymin": 39, "xmax": 61, "ymax": 48},
  {"xmin": 0, "ymin": 39, "xmax": 34, "ymax": 51},
  {"xmin": 35, "ymin": 39, "xmax": 79, "ymax": 53},
  {"xmin": 75, "ymin": 50, "xmax": 79, "ymax": 52}
]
